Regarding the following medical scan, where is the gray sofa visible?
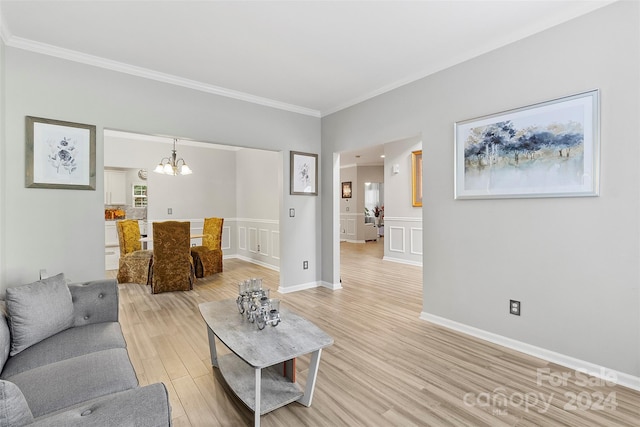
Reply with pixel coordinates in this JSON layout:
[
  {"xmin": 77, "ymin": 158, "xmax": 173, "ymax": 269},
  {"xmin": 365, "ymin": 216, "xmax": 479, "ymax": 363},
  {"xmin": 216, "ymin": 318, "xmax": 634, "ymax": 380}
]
[{"xmin": 0, "ymin": 274, "xmax": 171, "ymax": 426}]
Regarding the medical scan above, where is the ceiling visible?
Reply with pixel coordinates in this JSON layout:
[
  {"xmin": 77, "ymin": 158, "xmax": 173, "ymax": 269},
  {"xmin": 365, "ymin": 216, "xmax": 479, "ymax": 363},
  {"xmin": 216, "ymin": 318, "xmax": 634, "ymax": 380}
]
[{"xmin": 0, "ymin": 1, "xmax": 612, "ymax": 117}]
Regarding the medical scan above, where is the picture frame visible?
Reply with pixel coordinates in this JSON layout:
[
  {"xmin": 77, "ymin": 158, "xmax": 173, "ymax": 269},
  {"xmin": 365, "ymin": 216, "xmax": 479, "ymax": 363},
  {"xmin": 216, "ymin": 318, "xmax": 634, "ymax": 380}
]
[
  {"xmin": 341, "ymin": 181, "xmax": 352, "ymax": 198},
  {"xmin": 454, "ymin": 89, "xmax": 599, "ymax": 199},
  {"xmin": 290, "ymin": 151, "xmax": 318, "ymax": 196},
  {"xmin": 26, "ymin": 116, "xmax": 96, "ymax": 190},
  {"xmin": 411, "ymin": 150, "xmax": 423, "ymax": 207}
]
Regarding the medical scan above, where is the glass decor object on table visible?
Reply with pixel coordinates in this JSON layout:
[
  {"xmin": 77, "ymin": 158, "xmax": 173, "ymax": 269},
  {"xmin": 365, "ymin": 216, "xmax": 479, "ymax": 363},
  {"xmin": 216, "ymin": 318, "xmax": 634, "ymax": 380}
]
[{"xmin": 236, "ymin": 278, "xmax": 280, "ymax": 330}]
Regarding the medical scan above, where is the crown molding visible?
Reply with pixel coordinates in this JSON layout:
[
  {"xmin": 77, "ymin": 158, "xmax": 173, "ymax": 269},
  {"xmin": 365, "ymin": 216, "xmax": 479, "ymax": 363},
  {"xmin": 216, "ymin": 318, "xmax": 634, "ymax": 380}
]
[{"xmin": 3, "ymin": 35, "xmax": 321, "ymax": 118}]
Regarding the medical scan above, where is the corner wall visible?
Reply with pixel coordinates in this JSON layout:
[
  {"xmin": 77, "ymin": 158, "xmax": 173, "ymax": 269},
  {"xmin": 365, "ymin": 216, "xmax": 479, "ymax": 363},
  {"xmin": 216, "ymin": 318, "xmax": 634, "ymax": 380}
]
[{"xmin": 321, "ymin": 1, "xmax": 640, "ymax": 379}]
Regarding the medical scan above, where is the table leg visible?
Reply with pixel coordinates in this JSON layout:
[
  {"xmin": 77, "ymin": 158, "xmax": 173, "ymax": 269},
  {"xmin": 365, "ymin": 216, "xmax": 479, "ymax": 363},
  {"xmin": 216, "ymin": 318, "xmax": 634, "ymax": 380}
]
[
  {"xmin": 298, "ymin": 348, "xmax": 322, "ymax": 407},
  {"xmin": 207, "ymin": 327, "xmax": 218, "ymax": 367},
  {"xmin": 254, "ymin": 367, "xmax": 261, "ymax": 427}
]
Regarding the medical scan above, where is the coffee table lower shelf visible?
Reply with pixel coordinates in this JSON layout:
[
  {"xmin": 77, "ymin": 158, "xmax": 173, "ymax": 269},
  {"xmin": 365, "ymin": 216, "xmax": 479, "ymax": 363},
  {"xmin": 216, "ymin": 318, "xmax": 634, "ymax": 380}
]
[{"xmin": 218, "ymin": 353, "xmax": 304, "ymax": 415}]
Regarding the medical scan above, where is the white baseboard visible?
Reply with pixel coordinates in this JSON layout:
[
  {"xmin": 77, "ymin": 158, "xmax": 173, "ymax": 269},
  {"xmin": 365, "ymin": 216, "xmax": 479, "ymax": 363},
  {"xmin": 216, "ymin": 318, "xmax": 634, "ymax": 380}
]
[
  {"xmin": 319, "ymin": 280, "xmax": 342, "ymax": 291},
  {"xmin": 382, "ymin": 256, "xmax": 423, "ymax": 267},
  {"xmin": 278, "ymin": 281, "xmax": 319, "ymax": 294},
  {"xmin": 226, "ymin": 254, "xmax": 279, "ymax": 272},
  {"xmin": 342, "ymin": 239, "xmax": 367, "ymax": 244},
  {"xmin": 420, "ymin": 312, "xmax": 640, "ymax": 392}
]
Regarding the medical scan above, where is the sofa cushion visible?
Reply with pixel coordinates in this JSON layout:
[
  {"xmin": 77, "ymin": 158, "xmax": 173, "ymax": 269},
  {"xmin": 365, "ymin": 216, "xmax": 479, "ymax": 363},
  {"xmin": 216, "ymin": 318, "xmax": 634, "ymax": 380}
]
[
  {"xmin": 6, "ymin": 273, "xmax": 74, "ymax": 356},
  {"xmin": 29, "ymin": 383, "xmax": 170, "ymax": 427},
  {"xmin": 0, "ymin": 380, "xmax": 34, "ymax": 427},
  {"xmin": 5, "ymin": 348, "xmax": 138, "ymax": 418},
  {"xmin": 0, "ymin": 322, "xmax": 126, "ymax": 379},
  {"xmin": 0, "ymin": 303, "xmax": 10, "ymax": 373}
]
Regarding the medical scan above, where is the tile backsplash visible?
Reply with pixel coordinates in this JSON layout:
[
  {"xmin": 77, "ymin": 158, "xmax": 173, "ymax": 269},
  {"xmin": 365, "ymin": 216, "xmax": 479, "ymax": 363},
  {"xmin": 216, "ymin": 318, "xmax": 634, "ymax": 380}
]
[{"xmin": 104, "ymin": 207, "xmax": 146, "ymax": 220}]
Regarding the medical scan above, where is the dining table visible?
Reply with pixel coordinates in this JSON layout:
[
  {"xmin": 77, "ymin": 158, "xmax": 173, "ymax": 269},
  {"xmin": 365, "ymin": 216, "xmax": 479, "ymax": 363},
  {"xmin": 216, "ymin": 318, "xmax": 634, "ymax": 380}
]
[{"xmin": 139, "ymin": 234, "xmax": 208, "ymax": 249}]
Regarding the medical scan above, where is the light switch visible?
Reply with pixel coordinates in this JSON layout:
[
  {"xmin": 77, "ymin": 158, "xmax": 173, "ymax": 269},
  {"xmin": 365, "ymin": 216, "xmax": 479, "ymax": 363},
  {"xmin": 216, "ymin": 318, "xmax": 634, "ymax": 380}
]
[{"xmin": 289, "ymin": 208, "xmax": 295, "ymax": 217}]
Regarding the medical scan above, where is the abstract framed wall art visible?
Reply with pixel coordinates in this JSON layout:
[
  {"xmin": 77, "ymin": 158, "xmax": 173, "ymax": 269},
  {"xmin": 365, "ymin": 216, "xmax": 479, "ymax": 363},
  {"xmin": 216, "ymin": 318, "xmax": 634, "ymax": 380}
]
[
  {"xmin": 290, "ymin": 151, "xmax": 318, "ymax": 195},
  {"xmin": 454, "ymin": 90, "xmax": 600, "ymax": 199},
  {"xmin": 26, "ymin": 116, "xmax": 96, "ymax": 190}
]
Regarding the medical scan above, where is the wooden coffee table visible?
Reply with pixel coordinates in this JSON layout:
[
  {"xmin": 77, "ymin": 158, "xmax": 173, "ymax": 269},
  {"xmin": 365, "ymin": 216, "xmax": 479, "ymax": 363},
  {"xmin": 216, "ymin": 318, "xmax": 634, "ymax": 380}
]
[{"xmin": 199, "ymin": 299, "xmax": 333, "ymax": 427}]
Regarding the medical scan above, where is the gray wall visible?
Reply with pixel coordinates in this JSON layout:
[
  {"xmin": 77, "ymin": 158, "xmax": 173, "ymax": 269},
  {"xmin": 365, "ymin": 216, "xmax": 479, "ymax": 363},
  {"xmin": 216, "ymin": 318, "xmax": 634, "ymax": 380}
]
[
  {"xmin": 383, "ymin": 135, "xmax": 422, "ymax": 265},
  {"xmin": 235, "ymin": 148, "xmax": 280, "ymax": 269},
  {"xmin": 105, "ymin": 136, "xmax": 238, "ymax": 221},
  {"xmin": 1, "ymin": 47, "xmax": 320, "ymax": 292},
  {"xmin": 322, "ymin": 1, "xmax": 639, "ymax": 377},
  {"xmin": 0, "ymin": 37, "xmax": 5, "ymax": 290}
]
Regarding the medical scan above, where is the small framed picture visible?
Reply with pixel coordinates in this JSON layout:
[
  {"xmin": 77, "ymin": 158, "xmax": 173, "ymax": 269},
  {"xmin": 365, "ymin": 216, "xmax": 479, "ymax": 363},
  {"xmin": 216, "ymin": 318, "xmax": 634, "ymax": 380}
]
[
  {"xmin": 25, "ymin": 116, "xmax": 96, "ymax": 190},
  {"xmin": 342, "ymin": 181, "xmax": 352, "ymax": 198},
  {"xmin": 290, "ymin": 151, "xmax": 318, "ymax": 196}
]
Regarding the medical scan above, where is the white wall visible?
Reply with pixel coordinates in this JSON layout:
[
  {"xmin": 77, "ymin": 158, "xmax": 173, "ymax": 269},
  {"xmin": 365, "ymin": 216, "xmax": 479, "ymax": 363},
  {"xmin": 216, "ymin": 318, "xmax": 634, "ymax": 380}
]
[
  {"xmin": 321, "ymin": 1, "xmax": 640, "ymax": 379},
  {"xmin": 0, "ymin": 47, "xmax": 320, "ymax": 293}
]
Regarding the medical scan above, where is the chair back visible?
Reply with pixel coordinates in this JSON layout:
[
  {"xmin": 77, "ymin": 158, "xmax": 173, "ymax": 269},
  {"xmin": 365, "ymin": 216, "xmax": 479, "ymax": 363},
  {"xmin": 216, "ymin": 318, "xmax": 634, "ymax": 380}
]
[
  {"xmin": 202, "ymin": 217, "xmax": 224, "ymax": 250},
  {"xmin": 117, "ymin": 219, "xmax": 142, "ymax": 255},
  {"xmin": 152, "ymin": 221, "xmax": 193, "ymax": 293}
]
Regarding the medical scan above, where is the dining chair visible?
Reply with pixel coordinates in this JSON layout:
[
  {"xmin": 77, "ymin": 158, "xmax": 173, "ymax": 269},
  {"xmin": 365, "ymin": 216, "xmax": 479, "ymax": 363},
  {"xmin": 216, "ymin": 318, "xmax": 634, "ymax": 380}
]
[
  {"xmin": 151, "ymin": 221, "xmax": 195, "ymax": 293},
  {"xmin": 190, "ymin": 217, "xmax": 224, "ymax": 278},
  {"xmin": 116, "ymin": 219, "xmax": 153, "ymax": 286}
]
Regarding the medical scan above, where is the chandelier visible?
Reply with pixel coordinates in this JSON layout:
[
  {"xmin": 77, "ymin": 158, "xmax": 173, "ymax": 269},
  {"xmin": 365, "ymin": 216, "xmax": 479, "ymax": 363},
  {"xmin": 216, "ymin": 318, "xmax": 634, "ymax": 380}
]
[{"xmin": 153, "ymin": 138, "xmax": 192, "ymax": 176}]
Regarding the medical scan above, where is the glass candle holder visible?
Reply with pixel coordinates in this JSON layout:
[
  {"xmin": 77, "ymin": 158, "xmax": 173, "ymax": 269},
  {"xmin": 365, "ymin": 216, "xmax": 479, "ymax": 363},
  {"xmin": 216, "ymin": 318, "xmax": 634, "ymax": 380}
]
[
  {"xmin": 250, "ymin": 278, "xmax": 262, "ymax": 293},
  {"xmin": 238, "ymin": 281, "xmax": 248, "ymax": 295},
  {"xmin": 269, "ymin": 299, "xmax": 280, "ymax": 318}
]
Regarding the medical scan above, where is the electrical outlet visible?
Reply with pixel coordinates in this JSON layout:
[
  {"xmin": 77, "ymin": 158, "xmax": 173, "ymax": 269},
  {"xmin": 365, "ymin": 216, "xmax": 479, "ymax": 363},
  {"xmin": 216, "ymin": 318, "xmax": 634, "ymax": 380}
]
[
  {"xmin": 39, "ymin": 269, "xmax": 47, "ymax": 280},
  {"xmin": 167, "ymin": 208, "xmax": 173, "ymax": 215},
  {"xmin": 303, "ymin": 261, "xmax": 308, "ymax": 270},
  {"xmin": 257, "ymin": 244, "xmax": 261, "ymax": 252},
  {"xmin": 510, "ymin": 300, "xmax": 521, "ymax": 316}
]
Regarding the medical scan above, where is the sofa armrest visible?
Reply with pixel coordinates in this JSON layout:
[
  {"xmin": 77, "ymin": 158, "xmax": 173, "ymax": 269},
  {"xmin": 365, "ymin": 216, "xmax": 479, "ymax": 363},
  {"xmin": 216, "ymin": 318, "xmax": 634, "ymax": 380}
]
[
  {"xmin": 68, "ymin": 279, "xmax": 119, "ymax": 327},
  {"xmin": 28, "ymin": 383, "xmax": 171, "ymax": 426}
]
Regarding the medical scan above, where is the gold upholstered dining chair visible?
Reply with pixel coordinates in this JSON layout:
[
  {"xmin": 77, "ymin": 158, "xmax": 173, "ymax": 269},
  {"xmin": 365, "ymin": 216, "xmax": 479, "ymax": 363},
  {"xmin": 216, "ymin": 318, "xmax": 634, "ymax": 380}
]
[
  {"xmin": 116, "ymin": 219, "xmax": 153, "ymax": 286},
  {"xmin": 151, "ymin": 221, "xmax": 195, "ymax": 293},
  {"xmin": 190, "ymin": 217, "xmax": 224, "ymax": 278}
]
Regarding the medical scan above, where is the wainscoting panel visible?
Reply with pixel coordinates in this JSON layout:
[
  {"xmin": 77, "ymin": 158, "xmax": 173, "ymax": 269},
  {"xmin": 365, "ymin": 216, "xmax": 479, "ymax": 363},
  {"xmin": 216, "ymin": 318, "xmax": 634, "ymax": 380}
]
[
  {"xmin": 248, "ymin": 227, "xmax": 258, "ymax": 254},
  {"xmin": 271, "ymin": 231, "xmax": 280, "ymax": 260},
  {"xmin": 238, "ymin": 226, "xmax": 247, "ymax": 251},
  {"xmin": 347, "ymin": 218, "xmax": 356, "ymax": 235},
  {"xmin": 388, "ymin": 226, "xmax": 405, "ymax": 253},
  {"xmin": 383, "ymin": 217, "xmax": 423, "ymax": 266},
  {"xmin": 148, "ymin": 218, "xmax": 279, "ymax": 270},
  {"xmin": 222, "ymin": 226, "xmax": 231, "ymax": 250},
  {"xmin": 410, "ymin": 227, "xmax": 423, "ymax": 255},
  {"xmin": 234, "ymin": 218, "xmax": 280, "ymax": 271},
  {"xmin": 258, "ymin": 228, "xmax": 270, "ymax": 257}
]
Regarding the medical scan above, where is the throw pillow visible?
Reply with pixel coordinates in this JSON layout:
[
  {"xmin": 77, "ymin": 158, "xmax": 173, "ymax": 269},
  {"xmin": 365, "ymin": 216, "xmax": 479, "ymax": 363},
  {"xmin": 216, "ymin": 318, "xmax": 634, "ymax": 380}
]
[
  {"xmin": 0, "ymin": 303, "xmax": 10, "ymax": 373},
  {"xmin": 5, "ymin": 273, "xmax": 74, "ymax": 356},
  {"xmin": 0, "ymin": 380, "xmax": 34, "ymax": 427}
]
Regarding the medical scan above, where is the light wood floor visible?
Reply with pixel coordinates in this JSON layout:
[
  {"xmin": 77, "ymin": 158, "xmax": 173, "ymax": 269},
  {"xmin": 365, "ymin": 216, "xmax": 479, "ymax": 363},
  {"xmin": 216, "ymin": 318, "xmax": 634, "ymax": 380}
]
[{"xmin": 112, "ymin": 240, "xmax": 639, "ymax": 426}]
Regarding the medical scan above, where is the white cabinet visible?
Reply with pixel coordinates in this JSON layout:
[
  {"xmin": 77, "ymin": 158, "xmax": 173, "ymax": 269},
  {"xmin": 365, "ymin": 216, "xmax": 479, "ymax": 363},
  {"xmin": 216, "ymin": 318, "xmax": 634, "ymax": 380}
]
[
  {"xmin": 104, "ymin": 170, "xmax": 126, "ymax": 205},
  {"xmin": 105, "ymin": 222, "xmax": 120, "ymax": 270},
  {"xmin": 105, "ymin": 246, "xmax": 120, "ymax": 271}
]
